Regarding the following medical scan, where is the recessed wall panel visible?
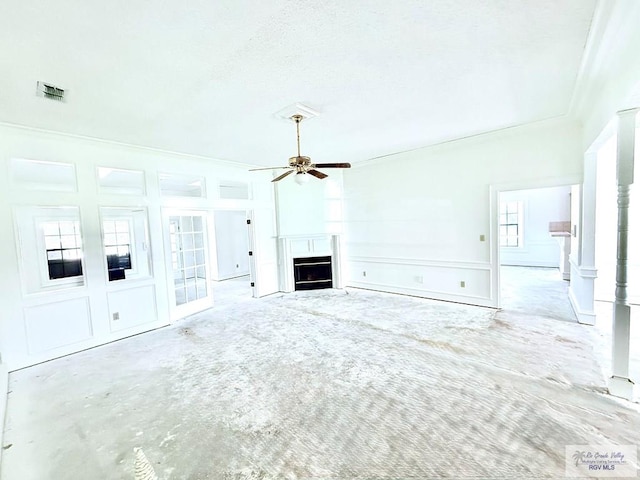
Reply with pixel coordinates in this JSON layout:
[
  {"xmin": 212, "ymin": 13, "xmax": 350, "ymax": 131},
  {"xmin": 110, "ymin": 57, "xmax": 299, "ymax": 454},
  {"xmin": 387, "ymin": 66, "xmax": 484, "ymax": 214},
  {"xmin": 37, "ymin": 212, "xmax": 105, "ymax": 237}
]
[
  {"xmin": 24, "ymin": 297, "xmax": 93, "ymax": 354},
  {"xmin": 108, "ymin": 285, "xmax": 158, "ymax": 332}
]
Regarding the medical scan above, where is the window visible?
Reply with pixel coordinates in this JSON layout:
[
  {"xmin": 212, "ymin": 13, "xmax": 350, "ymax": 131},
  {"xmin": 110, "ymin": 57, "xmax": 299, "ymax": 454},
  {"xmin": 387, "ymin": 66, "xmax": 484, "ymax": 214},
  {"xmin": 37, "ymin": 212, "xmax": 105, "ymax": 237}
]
[
  {"xmin": 11, "ymin": 158, "xmax": 77, "ymax": 192},
  {"xmin": 499, "ymin": 201, "xmax": 523, "ymax": 247},
  {"xmin": 42, "ymin": 221, "xmax": 84, "ymax": 279},
  {"xmin": 98, "ymin": 167, "xmax": 146, "ymax": 195},
  {"xmin": 218, "ymin": 181, "xmax": 250, "ymax": 200},
  {"xmin": 101, "ymin": 208, "xmax": 152, "ymax": 282},
  {"xmin": 159, "ymin": 173, "xmax": 206, "ymax": 198},
  {"xmin": 103, "ymin": 219, "xmax": 132, "ymax": 280}
]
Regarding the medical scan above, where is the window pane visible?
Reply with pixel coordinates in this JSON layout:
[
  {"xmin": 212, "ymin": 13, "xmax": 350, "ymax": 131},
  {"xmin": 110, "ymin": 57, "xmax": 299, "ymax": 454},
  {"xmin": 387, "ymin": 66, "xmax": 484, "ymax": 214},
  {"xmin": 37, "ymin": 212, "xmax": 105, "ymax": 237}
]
[
  {"xmin": 63, "ymin": 260, "xmax": 83, "ymax": 277},
  {"xmin": 183, "ymin": 234, "xmax": 195, "ymax": 250},
  {"xmin": 499, "ymin": 226, "xmax": 507, "ymax": 236},
  {"xmin": 42, "ymin": 223, "xmax": 60, "ymax": 236},
  {"xmin": 507, "ymin": 213, "xmax": 518, "ymax": 224},
  {"xmin": 63, "ymin": 248, "xmax": 81, "ymax": 260},
  {"xmin": 47, "ymin": 250, "xmax": 63, "ymax": 260},
  {"xmin": 59, "ymin": 221, "xmax": 76, "ymax": 235},
  {"xmin": 507, "ymin": 225, "xmax": 518, "ymax": 237},
  {"xmin": 508, "ymin": 202, "xmax": 519, "ymax": 213},
  {"xmin": 499, "ymin": 214, "xmax": 507, "ymax": 225},
  {"xmin": 115, "ymin": 221, "xmax": 129, "ymax": 232},
  {"xmin": 116, "ymin": 233, "xmax": 130, "ymax": 244},
  {"xmin": 60, "ymin": 235, "xmax": 77, "ymax": 248},
  {"xmin": 103, "ymin": 221, "xmax": 116, "ymax": 233},
  {"xmin": 45, "ymin": 236, "xmax": 61, "ymax": 249},
  {"xmin": 104, "ymin": 233, "xmax": 117, "ymax": 245}
]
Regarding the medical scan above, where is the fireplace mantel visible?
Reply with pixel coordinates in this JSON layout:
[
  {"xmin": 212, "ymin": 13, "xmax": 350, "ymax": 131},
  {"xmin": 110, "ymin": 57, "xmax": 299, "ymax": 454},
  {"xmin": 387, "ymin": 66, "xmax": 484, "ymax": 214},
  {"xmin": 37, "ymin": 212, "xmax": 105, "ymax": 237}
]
[{"xmin": 278, "ymin": 234, "xmax": 344, "ymax": 292}]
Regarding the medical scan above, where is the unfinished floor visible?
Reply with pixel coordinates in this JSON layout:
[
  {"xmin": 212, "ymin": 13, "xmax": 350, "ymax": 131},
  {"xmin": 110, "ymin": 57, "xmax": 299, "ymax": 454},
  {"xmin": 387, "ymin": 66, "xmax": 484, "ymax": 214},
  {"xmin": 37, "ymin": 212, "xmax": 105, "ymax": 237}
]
[{"xmin": 1, "ymin": 268, "xmax": 639, "ymax": 479}]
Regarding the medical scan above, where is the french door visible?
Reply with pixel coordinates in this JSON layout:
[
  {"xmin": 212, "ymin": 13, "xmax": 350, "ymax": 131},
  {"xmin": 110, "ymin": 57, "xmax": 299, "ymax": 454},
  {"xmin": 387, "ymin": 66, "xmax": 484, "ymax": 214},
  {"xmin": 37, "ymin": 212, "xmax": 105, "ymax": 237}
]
[{"xmin": 163, "ymin": 210, "xmax": 213, "ymax": 320}]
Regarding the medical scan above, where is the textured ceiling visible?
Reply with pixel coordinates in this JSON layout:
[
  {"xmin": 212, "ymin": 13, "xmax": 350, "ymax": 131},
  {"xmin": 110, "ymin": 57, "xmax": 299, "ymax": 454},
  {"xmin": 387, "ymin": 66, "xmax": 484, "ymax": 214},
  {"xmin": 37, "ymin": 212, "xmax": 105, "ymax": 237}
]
[{"xmin": 0, "ymin": 0, "xmax": 596, "ymax": 167}]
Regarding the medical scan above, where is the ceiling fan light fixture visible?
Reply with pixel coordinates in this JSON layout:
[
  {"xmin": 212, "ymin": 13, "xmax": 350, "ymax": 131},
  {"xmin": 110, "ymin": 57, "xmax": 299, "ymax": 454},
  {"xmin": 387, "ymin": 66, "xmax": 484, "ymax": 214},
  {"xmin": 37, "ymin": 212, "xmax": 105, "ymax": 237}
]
[{"xmin": 294, "ymin": 172, "xmax": 310, "ymax": 185}]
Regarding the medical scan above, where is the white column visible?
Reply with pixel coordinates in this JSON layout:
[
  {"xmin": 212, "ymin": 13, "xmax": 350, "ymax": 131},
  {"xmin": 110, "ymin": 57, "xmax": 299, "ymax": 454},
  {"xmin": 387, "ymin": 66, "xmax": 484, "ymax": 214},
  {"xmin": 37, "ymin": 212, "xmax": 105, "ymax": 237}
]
[
  {"xmin": 608, "ymin": 108, "xmax": 637, "ymax": 400},
  {"xmin": 568, "ymin": 153, "xmax": 597, "ymax": 325}
]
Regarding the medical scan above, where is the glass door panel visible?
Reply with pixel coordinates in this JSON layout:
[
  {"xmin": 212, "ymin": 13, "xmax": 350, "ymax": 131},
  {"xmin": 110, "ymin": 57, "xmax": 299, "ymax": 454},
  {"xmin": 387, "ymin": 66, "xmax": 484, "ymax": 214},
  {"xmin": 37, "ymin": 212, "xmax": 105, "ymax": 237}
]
[{"xmin": 168, "ymin": 214, "xmax": 210, "ymax": 313}]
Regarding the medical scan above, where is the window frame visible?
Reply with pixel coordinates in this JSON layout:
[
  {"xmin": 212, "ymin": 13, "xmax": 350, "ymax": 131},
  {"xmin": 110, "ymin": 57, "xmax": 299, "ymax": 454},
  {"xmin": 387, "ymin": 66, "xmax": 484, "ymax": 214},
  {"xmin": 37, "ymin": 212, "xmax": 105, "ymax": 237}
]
[
  {"xmin": 102, "ymin": 216, "xmax": 137, "ymax": 280},
  {"xmin": 36, "ymin": 216, "xmax": 86, "ymax": 288},
  {"xmin": 499, "ymin": 200, "xmax": 524, "ymax": 248}
]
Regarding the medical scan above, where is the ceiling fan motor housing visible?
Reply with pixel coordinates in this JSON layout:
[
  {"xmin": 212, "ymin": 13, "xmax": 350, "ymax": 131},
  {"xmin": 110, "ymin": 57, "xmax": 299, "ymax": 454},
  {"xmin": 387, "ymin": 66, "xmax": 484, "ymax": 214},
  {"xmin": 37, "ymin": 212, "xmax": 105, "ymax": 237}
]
[{"xmin": 289, "ymin": 156, "xmax": 311, "ymax": 168}]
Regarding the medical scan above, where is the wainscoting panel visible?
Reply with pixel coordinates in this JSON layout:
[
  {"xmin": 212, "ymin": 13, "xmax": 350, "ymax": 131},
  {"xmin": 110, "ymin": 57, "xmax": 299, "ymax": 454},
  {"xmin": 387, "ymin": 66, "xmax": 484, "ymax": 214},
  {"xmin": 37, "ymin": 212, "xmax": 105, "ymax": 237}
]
[
  {"xmin": 347, "ymin": 256, "xmax": 493, "ymax": 306},
  {"xmin": 108, "ymin": 285, "xmax": 158, "ymax": 333},
  {"xmin": 24, "ymin": 297, "xmax": 93, "ymax": 354}
]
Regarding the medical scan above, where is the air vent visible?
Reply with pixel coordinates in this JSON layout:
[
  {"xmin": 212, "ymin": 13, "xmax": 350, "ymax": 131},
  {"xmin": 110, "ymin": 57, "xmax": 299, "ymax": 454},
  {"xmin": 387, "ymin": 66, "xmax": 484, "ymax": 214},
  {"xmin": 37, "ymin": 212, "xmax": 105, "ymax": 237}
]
[{"xmin": 36, "ymin": 81, "xmax": 65, "ymax": 102}]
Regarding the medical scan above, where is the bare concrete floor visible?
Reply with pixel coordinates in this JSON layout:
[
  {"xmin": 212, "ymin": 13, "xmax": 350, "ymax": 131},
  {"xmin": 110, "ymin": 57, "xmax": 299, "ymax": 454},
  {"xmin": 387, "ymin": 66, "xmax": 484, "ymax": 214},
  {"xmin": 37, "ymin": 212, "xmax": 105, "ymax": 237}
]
[{"xmin": 2, "ymin": 271, "xmax": 640, "ymax": 479}]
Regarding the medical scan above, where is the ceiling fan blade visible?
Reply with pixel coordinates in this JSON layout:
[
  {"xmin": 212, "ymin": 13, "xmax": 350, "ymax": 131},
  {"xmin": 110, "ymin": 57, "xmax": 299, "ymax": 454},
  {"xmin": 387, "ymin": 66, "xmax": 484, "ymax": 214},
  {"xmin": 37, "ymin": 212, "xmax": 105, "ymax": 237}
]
[
  {"xmin": 312, "ymin": 163, "xmax": 351, "ymax": 169},
  {"xmin": 307, "ymin": 169, "xmax": 328, "ymax": 179},
  {"xmin": 272, "ymin": 170, "xmax": 294, "ymax": 182},
  {"xmin": 249, "ymin": 166, "xmax": 290, "ymax": 171}
]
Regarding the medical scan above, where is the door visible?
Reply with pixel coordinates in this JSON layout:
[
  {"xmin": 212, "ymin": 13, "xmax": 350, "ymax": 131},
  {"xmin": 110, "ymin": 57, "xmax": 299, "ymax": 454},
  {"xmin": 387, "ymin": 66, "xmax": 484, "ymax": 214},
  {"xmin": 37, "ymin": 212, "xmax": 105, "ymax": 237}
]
[
  {"xmin": 164, "ymin": 210, "xmax": 213, "ymax": 320},
  {"xmin": 247, "ymin": 208, "xmax": 279, "ymax": 297}
]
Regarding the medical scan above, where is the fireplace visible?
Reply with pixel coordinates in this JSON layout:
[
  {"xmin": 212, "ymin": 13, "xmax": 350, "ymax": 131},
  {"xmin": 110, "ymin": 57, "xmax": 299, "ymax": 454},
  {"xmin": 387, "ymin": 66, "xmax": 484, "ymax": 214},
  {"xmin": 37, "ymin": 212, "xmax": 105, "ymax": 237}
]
[
  {"xmin": 293, "ymin": 256, "xmax": 333, "ymax": 290},
  {"xmin": 278, "ymin": 235, "xmax": 342, "ymax": 292}
]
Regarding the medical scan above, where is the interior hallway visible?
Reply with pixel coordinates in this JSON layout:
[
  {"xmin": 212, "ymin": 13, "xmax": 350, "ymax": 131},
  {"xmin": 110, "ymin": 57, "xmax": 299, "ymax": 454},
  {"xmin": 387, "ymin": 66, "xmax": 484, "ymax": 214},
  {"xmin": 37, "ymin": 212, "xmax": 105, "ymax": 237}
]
[{"xmin": 2, "ymin": 275, "xmax": 639, "ymax": 479}]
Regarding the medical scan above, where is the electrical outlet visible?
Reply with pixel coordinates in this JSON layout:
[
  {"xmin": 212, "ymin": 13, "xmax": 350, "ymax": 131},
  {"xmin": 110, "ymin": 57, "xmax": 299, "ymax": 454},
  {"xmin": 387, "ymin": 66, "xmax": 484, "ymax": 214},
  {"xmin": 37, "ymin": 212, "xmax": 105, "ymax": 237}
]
[
  {"xmin": 113, "ymin": 312, "xmax": 120, "ymax": 321},
  {"xmin": 362, "ymin": 271, "xmax": 367, "ymax": 277},
  {"xmin": 460, "ymin": 281, "xmax": 466, "ymax": 288},
  {"xmin": 479, "ymin": 234, "xmax": 485, "ymax": 242},
  {"xmin": 415, "ymin": 275, "xmax": 423, "ymax": 283}
]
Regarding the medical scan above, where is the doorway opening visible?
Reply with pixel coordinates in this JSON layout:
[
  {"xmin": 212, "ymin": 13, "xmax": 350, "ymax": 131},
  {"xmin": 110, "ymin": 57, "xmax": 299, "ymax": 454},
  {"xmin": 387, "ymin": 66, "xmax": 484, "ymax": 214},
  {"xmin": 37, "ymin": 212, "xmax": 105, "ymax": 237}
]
[
  {"xmin": 211, "ymin": 209, "xmax": 252, "ymax": 304},
  {"xmin": 498, "ymin": 185, "xmax": 577, "ymax": 322}
]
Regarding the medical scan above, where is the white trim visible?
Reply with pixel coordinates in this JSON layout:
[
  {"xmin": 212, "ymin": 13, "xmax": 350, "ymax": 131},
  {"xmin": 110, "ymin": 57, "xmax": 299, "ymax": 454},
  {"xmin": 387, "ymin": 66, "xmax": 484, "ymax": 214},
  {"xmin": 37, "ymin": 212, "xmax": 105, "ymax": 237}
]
[
  {"xmin": 347, "ymin": 256, "xmax": 491, "ymax": 271},
  {"xmin": 569, "ymin": 0, "xmax": 616, "ymax": 117},
  {"xmin": 0, "ymin": 121, "xmax": 248, "ymax": 170},
  {"xmin": 0, "ymin": 360, "xmax": 7, "ymax": 465},
  {"xmin": 568, "ymin": 287, "xmax": 597, "ymax": 325},
  {"xmin": 346, "ymin": 282, "xmax": 495, "ymax": 308},
  {"xmin": 490, "ymin": 175, "xmax": 583, "ymax": 309}
]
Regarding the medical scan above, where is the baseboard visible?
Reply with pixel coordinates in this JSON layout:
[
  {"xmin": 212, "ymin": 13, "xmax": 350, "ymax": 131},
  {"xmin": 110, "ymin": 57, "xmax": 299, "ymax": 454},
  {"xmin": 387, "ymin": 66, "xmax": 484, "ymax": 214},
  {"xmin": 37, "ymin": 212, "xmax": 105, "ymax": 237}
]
[{"xmin": 0, "ymin": 360, "xmax": 8, "ymax": 464}]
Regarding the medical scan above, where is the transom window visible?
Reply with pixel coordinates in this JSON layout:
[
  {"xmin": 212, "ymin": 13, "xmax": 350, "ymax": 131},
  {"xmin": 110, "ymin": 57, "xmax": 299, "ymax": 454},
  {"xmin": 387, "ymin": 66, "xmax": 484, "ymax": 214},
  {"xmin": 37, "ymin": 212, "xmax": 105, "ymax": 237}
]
[
  {"xmin": 42, "ymin": 221, "xmax": 83, "ymax": 279},
  {"xmin": 499, "ymin": 201, "xmax": 523, "ymax": 247}
]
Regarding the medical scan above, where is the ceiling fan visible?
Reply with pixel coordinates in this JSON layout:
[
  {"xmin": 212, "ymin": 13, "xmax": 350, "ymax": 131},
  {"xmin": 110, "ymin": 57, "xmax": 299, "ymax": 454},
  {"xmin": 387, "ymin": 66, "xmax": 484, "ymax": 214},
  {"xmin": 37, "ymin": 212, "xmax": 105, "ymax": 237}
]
[{"xmin": 250, "ymin": 114, "xmax": 351, "ymax": 184}]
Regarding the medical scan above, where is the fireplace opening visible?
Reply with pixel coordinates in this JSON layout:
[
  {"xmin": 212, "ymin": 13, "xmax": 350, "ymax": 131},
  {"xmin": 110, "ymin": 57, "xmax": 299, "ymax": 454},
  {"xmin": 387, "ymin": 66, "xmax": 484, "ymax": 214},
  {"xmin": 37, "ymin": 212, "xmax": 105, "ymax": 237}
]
[{"xmin": 293, "ymin": 256, "xmax": 332, "ymax": 290}]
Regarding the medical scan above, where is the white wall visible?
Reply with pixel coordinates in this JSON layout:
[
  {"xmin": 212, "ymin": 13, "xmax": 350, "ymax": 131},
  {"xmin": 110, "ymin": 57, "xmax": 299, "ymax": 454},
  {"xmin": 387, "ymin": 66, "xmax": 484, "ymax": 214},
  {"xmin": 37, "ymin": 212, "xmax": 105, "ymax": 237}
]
[
  {"xmin": 568, "ymin": 1, "xmax": 640, "ymax": 324},
  {"xmin": 0, "ymin": 123, "xmax": 272, "ymax": 370},
  {"xmin": 343, "ymin": 118, "xmax": 583, "ymax": 307},
  {"xmin": 274, "ymin": 174, "xmax": 344, "ymax": 237},
  {"xmin": 576, "ymin": 1, "xmax": 640, "ymax": 150},
  {"xmin": 213, "ymin": 210, "xmax": 250, "ymax": 280},
  {"xmin": 0, "ymin": 357, "xmax": 7, "ymax": 465},
  {"xmin": 500, "ymin": 186, "xmax": 571, "ymax": 268}
]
